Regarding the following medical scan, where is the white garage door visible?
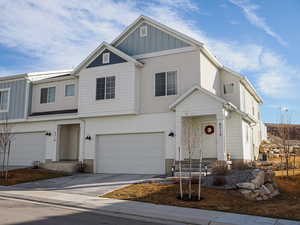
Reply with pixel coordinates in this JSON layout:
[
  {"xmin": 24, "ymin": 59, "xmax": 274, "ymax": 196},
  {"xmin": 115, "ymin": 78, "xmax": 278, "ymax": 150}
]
[
  {"xmin": 8, "ymin": 132, "xmax": 46, "ymax": 166},
  {"xmin": 96, "ymin": 133, "xmax": 165, "ymax": 174}
]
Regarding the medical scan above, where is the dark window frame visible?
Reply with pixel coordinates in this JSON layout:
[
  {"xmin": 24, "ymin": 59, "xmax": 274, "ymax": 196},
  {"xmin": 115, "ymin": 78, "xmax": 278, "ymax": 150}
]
[
  {"xmin": 96, "ymin": 76, "xmax": 115, "ymax": 100},
  {"xmin": 155, "ymin": 71, "xmax": 177, "ymax": 97},
  {"xmin": 40, "ymin": 87, "xmax": 56, "ymax": 104}
]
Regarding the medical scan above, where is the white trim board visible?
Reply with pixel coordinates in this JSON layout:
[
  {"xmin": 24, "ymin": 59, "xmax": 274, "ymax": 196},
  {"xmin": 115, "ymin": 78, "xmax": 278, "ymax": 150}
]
[
  {"xmin": 0, "ymin": 87, "xmax": 10, "ymax": 113},
  {"xmin": 72, "ymin": 42, "xmax": 143, "ymax": 76},
  {"xmin": 133, "ymin": 46, "xmax": 198, "ymax": 59}
]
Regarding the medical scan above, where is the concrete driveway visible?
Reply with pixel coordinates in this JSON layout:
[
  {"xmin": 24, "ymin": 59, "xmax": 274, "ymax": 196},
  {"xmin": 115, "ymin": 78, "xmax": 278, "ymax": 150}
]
[
  {"xmin": 11, "ymin": 173, "xmax": 154, "ymax": 196},
  {"xmin": 0, "ymin": 166, "xmax": 27, "ymax": 171}
]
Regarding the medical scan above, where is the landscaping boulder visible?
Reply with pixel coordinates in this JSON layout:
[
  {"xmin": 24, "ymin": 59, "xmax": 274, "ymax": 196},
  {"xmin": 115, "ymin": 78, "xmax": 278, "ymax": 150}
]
[
  {"xmin": 238, "ymin": 169, "xmax": 279, "ymax": 201},
  {"xmin": 251, "ymin": 170, "xmax": 265, "ymax": 188},
  {"xmin": 236, "ymin": 182, "xmax": 256, "ymax": 190}
]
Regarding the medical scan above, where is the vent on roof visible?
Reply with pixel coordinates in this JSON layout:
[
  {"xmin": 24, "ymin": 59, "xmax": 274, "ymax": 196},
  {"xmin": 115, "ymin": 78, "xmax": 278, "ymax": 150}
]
[{"xmin": 140, "ymin": 25, "xmax": 148, "ymax": 37}]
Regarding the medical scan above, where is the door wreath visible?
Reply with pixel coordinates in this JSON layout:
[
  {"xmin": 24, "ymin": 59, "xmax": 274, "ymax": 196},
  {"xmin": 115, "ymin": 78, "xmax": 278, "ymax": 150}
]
[{"xmin": 204, "ymin": 125, "xmax": 214, "ymax": 135}]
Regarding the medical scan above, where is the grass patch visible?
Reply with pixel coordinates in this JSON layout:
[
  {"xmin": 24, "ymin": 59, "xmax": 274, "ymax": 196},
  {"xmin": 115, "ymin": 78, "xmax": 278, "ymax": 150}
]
[
  {"xmin": 0, "ymin": 168, "xmax": 66, "ymax": 186},
  {"xmin": 103, "ymin": 175, "xmax": 300, "ymax": 221}
]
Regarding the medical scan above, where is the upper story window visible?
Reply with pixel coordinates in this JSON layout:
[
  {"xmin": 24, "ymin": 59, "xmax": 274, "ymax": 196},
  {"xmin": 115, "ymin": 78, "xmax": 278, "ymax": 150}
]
[
  {"xmin": 96, "ymin": 76, "xmax": 115, "ymax": 100},
  {"xmin": 224, "ymin": 83, "xmax": 234, "ymax": 94},
  {"xmin": 0, "ymin": 88, "xmax": 10, "ymax": 112},
  {"xmin": 155, "ymin": 71, "xmax": 177, "ymax": 97},
  {"xmin": 40, "ymin": 87, "xmax": 56, "ymax": 104},
  {"xmin": 102, "ymin": 52, "xmax": 110, "ymax": 64},
  {"xmin": 65, "ymin": 84, "xmax": 75, "ymax": 97},
  {"xmin": 139, "ymin": 25, "xmax": 148, "ymax": 37}
]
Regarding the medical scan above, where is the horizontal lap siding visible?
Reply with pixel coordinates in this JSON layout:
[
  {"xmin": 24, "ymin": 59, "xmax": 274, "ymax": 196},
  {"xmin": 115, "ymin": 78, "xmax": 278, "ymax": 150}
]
[
  {"xmin": 78, "ymin": 62, "xmax": 137, "ymax": 117},
  {"xmin": 226, "ymin": 113, "xmax": 243, "ymax": 159},
  {"xmin": 31, "ymin": 79, "xmax": 78, "ymax": 114},
  {"xmin": 0, "ymin": 79, "xmax": 27, "ymax": 120}
]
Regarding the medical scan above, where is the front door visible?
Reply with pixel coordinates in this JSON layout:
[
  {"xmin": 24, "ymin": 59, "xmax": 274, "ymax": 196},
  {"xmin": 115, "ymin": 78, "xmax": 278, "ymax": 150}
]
[{"xmin": 201, "ymin": 122, "xmax": 217, "ymax": 158}]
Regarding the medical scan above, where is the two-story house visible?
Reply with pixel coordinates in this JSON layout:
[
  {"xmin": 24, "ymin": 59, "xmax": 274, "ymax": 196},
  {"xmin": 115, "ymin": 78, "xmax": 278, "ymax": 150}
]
[{"xmin": 0, "ymin": 15, "xmax": 267, "ymax": 174}]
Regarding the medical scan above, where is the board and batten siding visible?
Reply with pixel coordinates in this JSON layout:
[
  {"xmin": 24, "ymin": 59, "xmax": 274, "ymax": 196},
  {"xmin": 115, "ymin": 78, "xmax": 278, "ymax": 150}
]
[
  {"xmin": 116, "ymin": 22, "xmax": 190, "ymax": 56},
  {"xmin": 0, "ymin": 79, "xmax": 27, "ymax": 120}
]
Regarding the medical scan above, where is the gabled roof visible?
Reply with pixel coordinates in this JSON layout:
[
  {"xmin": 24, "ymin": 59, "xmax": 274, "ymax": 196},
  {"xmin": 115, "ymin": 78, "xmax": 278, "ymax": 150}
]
[
  {"xmin": 111, "ymin": 15, "xmax": 223, "ymax": 68},
  {"xmin": 169, "ymin": 85, "xmax": 257, "ymax": 124},
  {"xmin": 169, "ymin": 85, "xmax": 227, "ymax": 110},
  {"xmin": 72, "ymin": 41, "xmax": 143, "ymax": 75},
  {"xmin": 112, "ymin": 15, "xmax": 202, "ymax": 48},
  {"xmin": 111, "ymin": 15, "xmax": 262, "ymax": 104}
]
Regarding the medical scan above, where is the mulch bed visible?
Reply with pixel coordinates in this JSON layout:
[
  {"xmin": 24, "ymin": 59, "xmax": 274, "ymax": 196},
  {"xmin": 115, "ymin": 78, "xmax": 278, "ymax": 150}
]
[
  {"xmin": 0, "ymin": 168, "xmax": 66, "ymax": 186},
  {"xmin": 103, "ymin": 175, "xmax": 300, "ymax": 221}
]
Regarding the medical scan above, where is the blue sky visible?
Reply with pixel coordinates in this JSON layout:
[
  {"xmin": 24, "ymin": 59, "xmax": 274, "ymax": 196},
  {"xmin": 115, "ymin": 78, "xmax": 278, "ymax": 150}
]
[{"xmin": 0, "ymin": 0, "xmax": 299, "ymax": 123}]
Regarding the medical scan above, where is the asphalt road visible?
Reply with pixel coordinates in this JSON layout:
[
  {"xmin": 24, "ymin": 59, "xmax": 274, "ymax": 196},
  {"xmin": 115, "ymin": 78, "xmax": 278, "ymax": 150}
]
[{"xmin": 0, "ymin": 198, "xmax": 181, "ymax": 225}]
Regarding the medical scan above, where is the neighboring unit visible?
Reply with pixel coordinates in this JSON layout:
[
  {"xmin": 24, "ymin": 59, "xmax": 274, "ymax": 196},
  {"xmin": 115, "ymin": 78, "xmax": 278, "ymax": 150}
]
[{"xmin": 0, "ymin": 15, "xmax": 267, "ymax": 174}]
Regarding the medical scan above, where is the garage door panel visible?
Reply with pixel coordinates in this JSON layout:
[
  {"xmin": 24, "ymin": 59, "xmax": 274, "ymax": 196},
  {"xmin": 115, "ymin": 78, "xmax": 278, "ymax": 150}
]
[
  {"xmin": 9, "ymin": 132, "xmax": 46, "ymax": 166},
  {"xmin": 96, "ymin": 133, "xmax": 164, "ymax": 174}
]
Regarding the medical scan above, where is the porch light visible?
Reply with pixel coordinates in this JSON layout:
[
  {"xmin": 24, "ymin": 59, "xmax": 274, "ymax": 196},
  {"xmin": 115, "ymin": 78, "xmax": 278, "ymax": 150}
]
[
  {"xmin": 85, "ymin": 135, "xmax": 91, "ymax": 140},
  {"xmin": 168, "ymin": 132, "xmax": 175, "ymax": 137}
]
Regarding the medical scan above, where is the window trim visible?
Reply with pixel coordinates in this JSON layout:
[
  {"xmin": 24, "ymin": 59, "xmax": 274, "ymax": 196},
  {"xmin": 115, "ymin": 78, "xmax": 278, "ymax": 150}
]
[
  {"xmin": 95, "ymin": 76, "xmax": 116, "ymax": 101},
  {"xmin": 102, "ymin": 52, "xmax": 110, "ymax": 64},
  {"xmin": 224, "ymin": 82, "xmax": 234, "ymax": 94},
  {"xmin": 0, "ymin": 88, "xmax": 10, "ymax": 113},
  {"xmin": 40, "ymin": 86, "xmax": 56, "ymax": 104},
  {"xmin": 154, "ymin": 70, "xmax": 178, "ymax": 97},
  {"xmin": 64, "ymin": 84, "xmax": 75, "ymax": 97}
]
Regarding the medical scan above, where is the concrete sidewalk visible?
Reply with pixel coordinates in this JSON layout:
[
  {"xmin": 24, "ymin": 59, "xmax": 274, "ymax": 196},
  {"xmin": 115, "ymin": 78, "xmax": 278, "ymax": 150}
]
[{"xmin": 0, "ymin": 187, "xmax": 299, "ymax": 225}]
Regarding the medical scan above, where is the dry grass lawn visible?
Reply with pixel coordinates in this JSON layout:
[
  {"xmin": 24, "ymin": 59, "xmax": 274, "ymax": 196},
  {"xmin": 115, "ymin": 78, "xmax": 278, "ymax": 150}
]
[
  {"xmin": 103, "ymin": 175, "xmax": 300, "ymax": 221},
  {"xmin": 0, "ymin": 168, "xmax": 66, "ymax": 186}
]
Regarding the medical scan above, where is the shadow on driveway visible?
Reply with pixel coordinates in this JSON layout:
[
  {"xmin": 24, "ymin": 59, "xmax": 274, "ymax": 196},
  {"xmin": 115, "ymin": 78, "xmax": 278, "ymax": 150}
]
[{"xmin": 11, "ymin": 173, "xmax": 155, "ymax": 196}]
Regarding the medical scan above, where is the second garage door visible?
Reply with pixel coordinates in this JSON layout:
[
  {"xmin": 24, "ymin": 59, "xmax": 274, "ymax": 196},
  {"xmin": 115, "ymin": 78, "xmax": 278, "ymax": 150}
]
[
  {"xmin": 96, "ymin": 133, "xmax": 165, "ymax": 174},
  {"xmin": 8, "ymin": 132, "xmax": 46, "ymax": 166}
]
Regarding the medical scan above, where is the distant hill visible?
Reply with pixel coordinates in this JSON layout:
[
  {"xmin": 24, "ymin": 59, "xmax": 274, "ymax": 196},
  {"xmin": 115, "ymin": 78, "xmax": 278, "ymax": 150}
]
[{"xmin": 266, "ymin": 123, "xmax": 300, "ymax": 140}]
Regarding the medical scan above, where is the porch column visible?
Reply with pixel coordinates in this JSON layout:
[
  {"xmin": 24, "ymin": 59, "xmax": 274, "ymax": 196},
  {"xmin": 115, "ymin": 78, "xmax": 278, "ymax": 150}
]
[
  {"xmin": 175, "ymin": 114, "xmax": 183, "ymax": 161},
  {"xmin": 216, "ymin": 110, "xmax": 227, "ymax": 161}
]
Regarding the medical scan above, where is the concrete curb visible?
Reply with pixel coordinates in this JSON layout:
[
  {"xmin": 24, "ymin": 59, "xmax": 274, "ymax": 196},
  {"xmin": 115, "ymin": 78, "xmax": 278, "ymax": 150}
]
[
  {"xmin": 0, "ymin": 190, "xmax": 299, "ymax": 225},
  {"xmin": 0, "ymin": 193, "xmax": 203, "ymax": 225}
]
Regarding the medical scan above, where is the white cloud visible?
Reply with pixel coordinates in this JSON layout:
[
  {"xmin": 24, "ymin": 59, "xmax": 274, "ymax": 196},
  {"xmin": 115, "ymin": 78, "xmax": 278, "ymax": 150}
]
[
  {"xmin": 0, "ymin": 0, "xmax": 299, "ymax": 99},
  {"xmin": 229, "ymin": 0, "xmax": 287, "ymax": 46}
]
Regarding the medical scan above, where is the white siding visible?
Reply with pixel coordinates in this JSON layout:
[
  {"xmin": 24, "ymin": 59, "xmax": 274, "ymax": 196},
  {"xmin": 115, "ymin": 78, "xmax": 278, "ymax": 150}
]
[
  {"xmin": 175, "ymin": 90, "xmax": 223, "ymax": 115},
  {"xmin": 200, "ymin": 52, "xmax": 221, "ymax": 96},
  {"xmin": 220, "ymin": 70, "xmax": 241, "ymax": 108},
  {"xmin": 78, "ymin": 62, "xmax": 138, "ymax": 117},
  {"xmin": 10, "ymin": 118, "xmax": 83, "ymax": 161},
  {"xmin": 31, "ymin": 78, "xmax": 78, "ymax": 113},
  {"xmin": 242, "ymin": 120, "xmax": 253, "ymax": 160},
  {"xmin": 139, "ymin": 50, "xmax": 201, "ymax": 113},
  {"xmin": 226, "ymin": 113, "xmax": 243, "ymax": 159}
]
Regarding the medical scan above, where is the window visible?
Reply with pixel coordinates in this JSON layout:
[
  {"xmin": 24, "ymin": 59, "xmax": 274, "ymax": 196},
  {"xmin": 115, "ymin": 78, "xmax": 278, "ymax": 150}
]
[
  {"xmin": 155, "ymin": 71, "xmax": 177, "ymax": 96},
  {"xmin": 65, "ymin": 84, "xmax": 75, "ymax": 97},
  {"xmin": 102, "ymin": 52, "xmax": 110, "ymax": 64},
  {"xmin": 224, "ymin": 83, "xmax": 234, "ymax": 94},
  {"xmin": 40, "ymin": 87, "xmax": 56, "ymax": 104},
  {"xmin": 0, "ymin": 89, "xmax": 9, "ymax": 112},
  {"xmin": 96, "ymin": 76, "xmax": 115, "ymax": 100},
  {"xmin": 140, "ymin": 25, "xmax": 148, "ymax": 37}
]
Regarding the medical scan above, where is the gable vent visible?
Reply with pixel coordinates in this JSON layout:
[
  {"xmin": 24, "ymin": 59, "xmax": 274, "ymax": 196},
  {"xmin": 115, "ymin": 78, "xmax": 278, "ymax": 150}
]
[
  {"xmin": 139, "ymin": 25, "xmax": 148, "ymax": 37},
  {"xmin": 102, "ymin": 52, "xmax": 110, "ymax": 64}
]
